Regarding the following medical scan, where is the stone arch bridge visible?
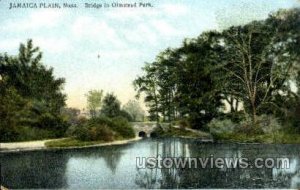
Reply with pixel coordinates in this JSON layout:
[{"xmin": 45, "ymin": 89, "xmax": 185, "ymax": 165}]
[{"xmin": 131, "ymin": 122, "xmax": 169, "ymax": 137}]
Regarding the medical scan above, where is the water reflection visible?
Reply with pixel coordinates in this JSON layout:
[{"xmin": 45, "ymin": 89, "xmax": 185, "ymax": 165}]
[
  {"xmin": 0, "ymin": 150, "xmax": 68, "ymax": 189},
  {"xmin": 135, "ymin": 139, "xmax": 300, "ymax": 189},
  {"xmin": 0, "ymin": 138, "xmax": 299, "ymax": 189}
]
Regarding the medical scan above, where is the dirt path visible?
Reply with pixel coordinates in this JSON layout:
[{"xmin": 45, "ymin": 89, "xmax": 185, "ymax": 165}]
[
  {"xmin": 0, "ymin": 139, "xmax": 58, "ymax": 151},
  {"xmin": 0, "ymin": 137, "xmax": 142, "ymax": 152}
]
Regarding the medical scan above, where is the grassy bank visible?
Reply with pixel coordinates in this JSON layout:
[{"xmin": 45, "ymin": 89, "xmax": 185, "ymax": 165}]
[
  {"xmin": 152, "ymin": 126, "xmax": 211, "ymax": 139},
  {"xmin": 45, "ymin": 136, "xmax": 135, "ymax": 148},
  {"xmin": 214, "ymin": 132, "xmax": 300, "ymax": 144},
  {"xmin": 45, "ymin": 138, "xmax": 107, "ymax": 148}
]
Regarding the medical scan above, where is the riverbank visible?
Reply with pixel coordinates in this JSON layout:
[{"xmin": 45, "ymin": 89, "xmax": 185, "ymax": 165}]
[
  {"xmin": 214, "ymin": 132, "xmax": 300, "ymax": 144},
  {"xmin": 153, "ymin": 125, "xmax": 213, "ymax": 140},
  {"xmin": 0, "ymin": 137, "xmax": 142, "ymax": 153}
]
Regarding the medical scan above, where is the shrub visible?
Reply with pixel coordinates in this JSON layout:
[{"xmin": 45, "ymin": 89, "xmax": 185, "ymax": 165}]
[
  {"xmin": 0, "ymin": 125, "xmax": 19, "ymax": 142},
  {"xmin": 236, "ymin": 115, "xmax": 281, "ymax": 135},
  {"xmin": 257, "ymin": 115, "xmax": 281, "ymax": 134},
  {"xmin": 177, "ymin": 119, "xmax": 191, "ymax": 129},
  {"xmin": 74, "ymin": 123, "xmax": 114, "ymax": 142},
  {"xmin": 35, "ymin": 113, "xmax": 69, "ymax": 137},
  {"xmin": 88, "ymin": 125, "xmax": 114, "ymax": 141},
  {"xmin": 72, "ymin": 116, "xmax": 135, "ymax": 141},
  {"xmin": 207, "ymin": 119, "xmax": 236, "ymax": 136},
  {"xmin": 16, "ymin": 126, "xmax": 56, "ymax": 141},
  {"xmin": 111, "ymin": 116, "xmax": 135, "ymax": 138},
  {"xmin": 74, "ymin": 125, "xmax": 90, "ymax": 141}
]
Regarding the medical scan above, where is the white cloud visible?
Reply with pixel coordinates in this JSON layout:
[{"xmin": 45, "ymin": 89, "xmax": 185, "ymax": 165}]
[
  {"xmin": 101, "ymin": 49, "xmax": 139, "ymax": 59},
  {"xmin": 34, "ymin": 37, "xmax": 70, "ymax": 53},
  {"xmin": 161, "ymin": 4, "xmax": 189, "ymax": 16},
  {"xmin": 105, "ymin": 8, "xmax": 159, "ymax": 20},
  {"xmin": 0, "ymin": 38, "xmax": 22, "ymax": 52},
  {"xmin": 5, "ymin": 10, "xmax": 64, "ymax": 31},
  {"xmin": 72, "ymin": 16, "xmax": 125, "ymax": 48},
  {"xmin": 123, "ymin": 24, "xmax": 158, "ymax": 46},
  {"xmin": 150, "ymin": 20, "xmax": 181, "ymax": 36}
]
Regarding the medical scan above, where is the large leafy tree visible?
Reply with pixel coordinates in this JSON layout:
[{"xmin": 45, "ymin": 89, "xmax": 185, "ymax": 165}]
[
  {"xmin": 134, "ymin": 8, "xmax": 300, "ymax": 130},
  {"xmin": 218, "ymin": 8, "xmax": 300, "ymax": 125},
  {"xmin": 0, "ymin": 40, "xmax": 67, "ymax": 141},
  {"xmin": 174, "ymin": 32, "xmax": 224, "ymax": 128},
  {"xmin": 134, "ymin": 32, "xmax": 224, "ymax": 128}
]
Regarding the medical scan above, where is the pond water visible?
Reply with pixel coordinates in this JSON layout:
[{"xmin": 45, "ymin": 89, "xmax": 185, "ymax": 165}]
[{"xmin": 1, "ymin": 138, "xmax": 300, "ymax": 189}]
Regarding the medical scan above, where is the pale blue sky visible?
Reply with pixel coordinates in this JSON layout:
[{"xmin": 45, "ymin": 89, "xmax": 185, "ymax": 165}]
[{"xmin": 0, "ymin": 0, "xmax": 299, "ymax": 109}]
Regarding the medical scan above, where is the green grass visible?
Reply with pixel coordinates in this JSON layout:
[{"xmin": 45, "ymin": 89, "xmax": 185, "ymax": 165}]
[
  {"xmin": 45, "ymin": 135, "xmax": 131, "ymax": 148},
  {"xmin": 45, "ymin": 138, "xmax": 108, "ymax": 148}
]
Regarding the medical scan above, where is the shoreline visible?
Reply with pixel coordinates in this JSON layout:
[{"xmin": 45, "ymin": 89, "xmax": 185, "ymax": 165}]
[{"xmin": 0, "ymin": 137, "xmax": 142, "ymax": 153}]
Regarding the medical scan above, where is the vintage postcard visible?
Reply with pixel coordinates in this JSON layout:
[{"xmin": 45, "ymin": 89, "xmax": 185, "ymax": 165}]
[{"xmin": 0, "ymin": 0, "xmax": 300, "ymax": 189}]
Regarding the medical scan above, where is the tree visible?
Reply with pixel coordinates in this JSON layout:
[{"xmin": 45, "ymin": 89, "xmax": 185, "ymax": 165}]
[
  {"xmin": 134, "ymin": 8, "xmax": 300, "ymax": 130},
  {"xmin": 101, "ymin": 93, "xmax": 121, "ymax": 118},
  {"xmin": 174, "ymin": 33, "xmax": 224, "ymax": 128},
  {"xmin": 123, "ymin": 100, "xmax": 145, "ymax": 121},
  {"xmin": 1, "ymin": 40, "xmax": 66, "ymax": 115},
  {"xmin": 134, "ymin": 63, "xmax": 160, "ymax": 122},
  {"xmin": 134, "ymin": 33, "xmax": 224, "ymax": 128},
  {"xmin": 0, "ymin": 40, "xmax": 68, "ymax": 140},
  {"xmin": 218, "ymin": 9, "xmax": 300, "ymax": 126},
  {"xmin": 85, "ymin": 90, "xmax": 103, "ymax": 118}
]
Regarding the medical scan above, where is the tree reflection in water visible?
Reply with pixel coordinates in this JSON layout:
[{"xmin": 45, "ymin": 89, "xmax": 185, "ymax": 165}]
[
  {"xmin": 0, "ymin": 150, "xmax": 68, "ymax": 189},
  {"xmin": 135, "ymin": 138, "xmax": 300, "ymax": 189},
  {"xmin": 0, "ymin": 139, "xmax": 299, "ymax": 189},
  {"xmin": 0, "ymin": 144, "xmax": 131, "ymax": 189}
]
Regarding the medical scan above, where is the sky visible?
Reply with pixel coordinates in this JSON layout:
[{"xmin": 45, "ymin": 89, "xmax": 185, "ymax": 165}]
[{"xmin": 0, "ymin": 0, "xmax": 299, "ymax": 109}]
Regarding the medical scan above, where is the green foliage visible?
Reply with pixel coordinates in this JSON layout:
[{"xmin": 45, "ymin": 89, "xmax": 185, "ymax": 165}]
[
  {"xmin": 99, "ymin": 93, "xmax": 133, "ymax": 122},
  {"xmin": 208, "ymin": 114, "xmax": 287, "ymax": 143},
  {"xmin": 15, "ymin": 126, "xmax": 56, "ymax": 141},
  {"xmin": 34, "ymin": 113, "xmax": 69, "ymax": 137},
  {"xmin": 207, "ymin": 119, "xmax": 236, "ymax": 136},
  {"xmin": 214, "ymin": 132, "xmax": 300, "ymax": 144},
  {"xmin": 74, "ymin": 123, "xmax": 114, "ymax": 142},
  {"xmin": 209, "ymin": 115, "xmax": 282, "ymax": 136},
  {"xmin": 0, "ymin": 87, "xmax": 26, "ymax": 142},
  {"xmin": 101, "ymin": 93, "xmax": 121, "ymax": 118},
  {"xmin": 0, "ymin": 39, "xmax": 67, "ymax": 142},
  {"xmin": 134, "ymin": 33, "xmax": 224, "ymax": 127},
  {"xmin": 85, "ymin": 90, "xmax": 103, "ymax": 117},
  {"xmin": 118, "ymin": 110, "xmax": 134, "ymax": 122},
  {"xmin": 174, "ymin": 119, "xmax": 191, "ymax": 129},
  {"xmin": 70, "ymin": 116, "xmax": 135, "ymax": 142},
  {"xmin": 123, "ymin": 100, "xmax": 145, "ymax": 121},
  {"xmin": 134, "ymin": 8, "xmax": 300, "ymax": 133},
  {"xmin": 61, "ymin": 107, "xmax": 81, "ymax": 125},
  {"xmin": 111, "ymin": 116, "xmax": 135, "ymax": 138},
  {"xmin": 151, "ymin": 126, "xmax": 210, "ymax": 138}
]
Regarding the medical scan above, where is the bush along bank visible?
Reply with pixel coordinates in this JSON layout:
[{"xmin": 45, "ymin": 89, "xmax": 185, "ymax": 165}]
[
  {"xmin": 207, "ymin": 115, "xmax": 300, "ymax": 144},
  {"xmin": 46, "ymin": 116, "xmax": 135, "ymax": 148}
]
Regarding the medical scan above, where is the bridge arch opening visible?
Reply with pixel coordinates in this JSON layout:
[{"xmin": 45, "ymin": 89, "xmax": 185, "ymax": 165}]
[{"xmin": 138, "ymin": 131, "xmax": 147, "ymax": 137}]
